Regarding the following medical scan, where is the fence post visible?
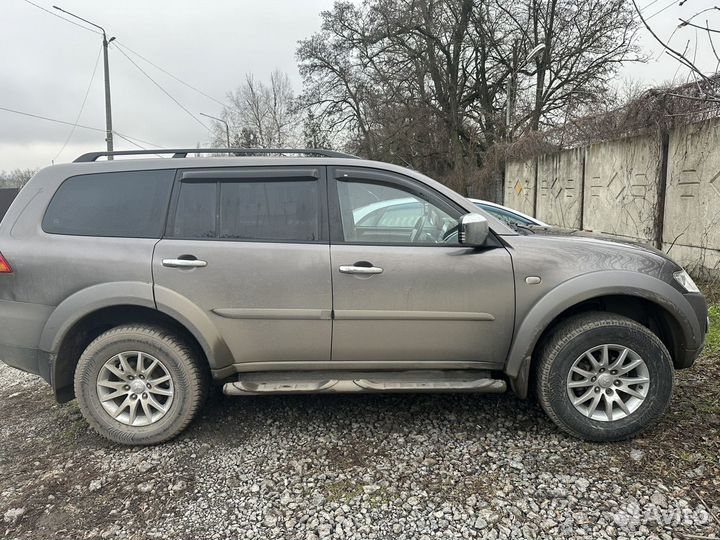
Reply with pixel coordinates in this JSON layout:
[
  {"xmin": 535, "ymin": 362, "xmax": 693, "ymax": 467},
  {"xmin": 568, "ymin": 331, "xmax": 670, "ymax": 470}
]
[
  {"xmin": 579, "ymin": 148, "xmax": 586, "ymax": 231},
  {"xmin": 655, "ymin": 130, "xmax": 670, "ymax": 250},
  {"xmin": 532, "ymin": 156, "xmax": 539, "ymax": 218}
]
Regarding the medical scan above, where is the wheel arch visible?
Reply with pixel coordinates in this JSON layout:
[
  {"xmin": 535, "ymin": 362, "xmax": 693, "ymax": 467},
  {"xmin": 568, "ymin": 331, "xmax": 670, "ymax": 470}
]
[
  {"xmin": 41, "ymin": 282, "xmax": 232, "ymax": 403},
  {"xmin": 506, "ymin": 271, "xmax": 700, "ymax": 399}
]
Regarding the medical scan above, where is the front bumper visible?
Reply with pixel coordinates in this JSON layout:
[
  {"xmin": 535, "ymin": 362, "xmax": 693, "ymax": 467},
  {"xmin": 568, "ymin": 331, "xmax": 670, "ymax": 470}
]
[{"xmin": 674, "ymin": 292, "xmax": 709, "ymax": 369}]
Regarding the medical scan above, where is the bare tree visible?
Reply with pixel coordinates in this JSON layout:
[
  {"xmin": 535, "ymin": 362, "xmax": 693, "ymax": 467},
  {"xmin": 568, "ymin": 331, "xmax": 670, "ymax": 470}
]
[
  {"xmin": 296, "ymin": 3, "xmax": 375, "ymax": 151},
  {"xmin": 211, "ymin": 70, "xmax": 302, "ymax": 148},
  {"xmin": 297, "ymin": 0, "xmax": 642, "ymax": 196},
  {"xmin": 303, "ymin": 109, "xmax": 333, "ymax": 149},
  {"xmin": 499, "ymin": 0, "xmax": 641, "ymax": 132},
  {"xmin": 0, "ymin": 169, "xmax": 37, "ymax": 188},
  {"xmin": 632, "ymin": 1, "xmax": 720, "ymax": 102}
]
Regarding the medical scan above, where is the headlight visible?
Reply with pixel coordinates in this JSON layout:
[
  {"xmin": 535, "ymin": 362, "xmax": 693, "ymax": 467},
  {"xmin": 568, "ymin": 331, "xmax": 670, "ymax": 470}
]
[{"xmin": 673, "ymin": 269, "xmax": 700, "ymax": 293}]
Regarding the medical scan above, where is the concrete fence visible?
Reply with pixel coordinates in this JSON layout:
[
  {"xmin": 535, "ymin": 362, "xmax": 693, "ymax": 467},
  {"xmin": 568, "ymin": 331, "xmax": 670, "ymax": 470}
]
[{"xmin": 504, "ymin": 118, "xmax": 720, "ymax": 274}]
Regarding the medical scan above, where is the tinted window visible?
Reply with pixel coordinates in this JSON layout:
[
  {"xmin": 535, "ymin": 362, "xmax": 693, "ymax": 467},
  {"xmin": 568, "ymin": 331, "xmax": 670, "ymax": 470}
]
[
  {"xmin": 173, "ymin": 182, "xmax": 217, "ymax": 238},
  {"xmin": 171, "ymin": 179, "xmax": 319, "ymax": 242},
  {"xmin": 220, "ymin": 181, "xmax": 318, "ymax": 241},
  {"xmin": 43, "ymin": 170, "xmax": 174, "ymax": 238}
]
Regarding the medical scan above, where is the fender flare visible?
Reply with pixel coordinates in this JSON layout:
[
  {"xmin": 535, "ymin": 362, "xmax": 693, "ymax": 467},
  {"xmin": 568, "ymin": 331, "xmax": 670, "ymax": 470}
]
[
  {"xmin": 40, "ymin": 281, "xmax": 233, "ymax": 373},
  {"xmin": 40, "ymin": 281, "xmax": 156, "ymax": 353},
  {"xmin": 153, "ymin": 285, "xmax": 233, "ymax": 371},
  {"xmin": 505, "ymin": 270, "xmax": 701, "ymax": 382}
]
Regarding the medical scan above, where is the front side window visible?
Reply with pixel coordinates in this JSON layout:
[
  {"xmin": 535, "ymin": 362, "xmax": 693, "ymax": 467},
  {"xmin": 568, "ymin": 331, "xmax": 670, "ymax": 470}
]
[
  {"xmin": 171, "ymin": 178, "xmax": 319, "ymax": 242},
  {"xmin": 43, "ymin": 170, "xmax": 175, "ymax": 238},
  {"xmin": 337, "ymin": 180, "xmax": 459, "ymax": 244}
]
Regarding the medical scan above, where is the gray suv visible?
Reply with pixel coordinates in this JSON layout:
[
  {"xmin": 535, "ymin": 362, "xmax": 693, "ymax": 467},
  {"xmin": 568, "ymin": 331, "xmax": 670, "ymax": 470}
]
[{"xmin": 0, "ymin": 149, "xmax": 708, "ymax": 445}]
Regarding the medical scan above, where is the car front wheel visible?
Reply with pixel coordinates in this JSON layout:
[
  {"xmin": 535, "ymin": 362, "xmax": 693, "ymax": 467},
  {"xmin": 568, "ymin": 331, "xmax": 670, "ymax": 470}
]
[{"xmin": 535, "ymin": 312, "xmax": 674, "ymax": 441}]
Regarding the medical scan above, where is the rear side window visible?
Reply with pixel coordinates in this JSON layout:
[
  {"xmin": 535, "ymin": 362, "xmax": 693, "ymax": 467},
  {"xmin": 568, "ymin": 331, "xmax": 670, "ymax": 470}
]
[
  {"xmin": 43, "ymin": 170, "xmax": 175, "ymax": 238},
  {"xmin": 173, "ymin": 182, "xmax": 217, "ymax": 239},
  {"xmin": 171, "ymin": 179, "xmax": 319, "ymax": 242}
]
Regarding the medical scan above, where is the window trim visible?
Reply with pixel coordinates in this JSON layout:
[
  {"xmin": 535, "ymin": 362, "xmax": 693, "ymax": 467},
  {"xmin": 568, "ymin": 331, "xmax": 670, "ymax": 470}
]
[
  {"xmin": 41, "ymin": 168, "xmax": 176, "ymax": 239},
  {"xmin": 165, "ymin": 166, "xmax": 329, "ymax": 244},
  {"xmin": 328, "ymin": 166, "xmax": 468, "ymax": 247}
]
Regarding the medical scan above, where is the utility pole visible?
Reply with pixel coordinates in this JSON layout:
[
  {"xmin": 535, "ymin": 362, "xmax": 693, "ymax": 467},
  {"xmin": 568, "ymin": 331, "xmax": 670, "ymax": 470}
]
[
  {"xmin": 54, "ymin": 6, "xmax": 115, "ymax": 158},
  {"xmin": 200, "ymin": 113, "xmax": 231, "ymax": 148}
]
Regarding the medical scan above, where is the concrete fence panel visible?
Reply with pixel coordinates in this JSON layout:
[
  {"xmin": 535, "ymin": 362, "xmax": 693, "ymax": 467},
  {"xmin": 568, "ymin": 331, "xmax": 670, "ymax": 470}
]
[
  {"xmin": 537, "ymin": 148, "xmax": 584, "ymax": 229},
  {"xmin": 503, "ymin": 158, "xmax": 536, "ymax": 217},
  {"xmin": 503, "ymin": 117, "xmax": 720, "ymax": 274},
  {"xmin": 582, "ymin": 135, "xmax": 661, "ymax": 242},
  {"xmin": 663, "ymin": 120, "xmax": 720, "ymax": 271}
]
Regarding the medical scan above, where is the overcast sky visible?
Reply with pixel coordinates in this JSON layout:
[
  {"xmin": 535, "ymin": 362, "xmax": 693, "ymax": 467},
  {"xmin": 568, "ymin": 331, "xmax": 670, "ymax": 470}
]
[{"xmin": 0, "ymin": 0, "xmax": 716, "ymax": 170}]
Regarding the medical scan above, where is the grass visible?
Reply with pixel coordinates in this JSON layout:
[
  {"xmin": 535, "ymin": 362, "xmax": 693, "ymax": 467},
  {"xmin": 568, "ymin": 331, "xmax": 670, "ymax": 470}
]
[
  {"xmin": 704, "ymin": 303, "xmax": 720, "ymax": 357},
  {"xmin": 697, "ymin": 397, "xmax": 720, "ymax": 415},
  {"xmin": 324, "ymin": 480, "xmax": 364, "ymax": 503}
]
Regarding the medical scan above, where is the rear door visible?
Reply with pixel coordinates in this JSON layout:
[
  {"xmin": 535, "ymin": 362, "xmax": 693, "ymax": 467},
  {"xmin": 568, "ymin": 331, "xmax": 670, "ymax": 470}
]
[
  {"xmin": 328, "ymin": 166, "xmax": 515, "ymax": 366},
  {"xmin": 153, "ymin": 166, "xmax": 332, "ymax": 367}
]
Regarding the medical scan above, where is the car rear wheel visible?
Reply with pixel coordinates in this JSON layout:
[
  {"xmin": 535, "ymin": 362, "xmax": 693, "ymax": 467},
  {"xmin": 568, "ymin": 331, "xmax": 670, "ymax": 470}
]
[
  {"xmin": 535, "ymin": 312, "xmax": 674, "ymax": 441},
  {"xmin": 74, "ymin": 324, "xmax": 207, "ymax": 445}
]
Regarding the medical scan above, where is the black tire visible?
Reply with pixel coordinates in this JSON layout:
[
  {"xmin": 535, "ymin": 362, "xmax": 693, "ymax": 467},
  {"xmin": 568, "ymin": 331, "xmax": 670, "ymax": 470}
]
[
  {"xmin": 74, "ymin": 325, "xmax": 208, "ymax": 445},
  {"xmin": 535, "ymin": 312, "xmax": 674, "ymax": 442}
]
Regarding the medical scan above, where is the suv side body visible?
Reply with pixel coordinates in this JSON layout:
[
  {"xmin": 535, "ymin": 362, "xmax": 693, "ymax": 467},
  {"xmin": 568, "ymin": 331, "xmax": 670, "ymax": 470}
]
[{"xmin": 0, "ymin": 155, "xmax": 707, "ymax": 443}]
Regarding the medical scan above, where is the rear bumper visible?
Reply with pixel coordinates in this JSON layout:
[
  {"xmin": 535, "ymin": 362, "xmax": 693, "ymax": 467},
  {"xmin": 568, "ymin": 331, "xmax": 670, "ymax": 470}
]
[
  {"xmin": 0, "ymin": 299, "xmax": 54, "ymax": 383},
  {"xmin": 0, "ymin": 343, "xmax": 51, "ymax": 383}
]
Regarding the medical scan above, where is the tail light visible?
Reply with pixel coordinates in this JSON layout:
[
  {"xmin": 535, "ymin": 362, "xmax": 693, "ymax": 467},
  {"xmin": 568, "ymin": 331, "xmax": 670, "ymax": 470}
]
[{"xmin": 0, "ymin": 252, "xmax": 12, "ymax": 273}]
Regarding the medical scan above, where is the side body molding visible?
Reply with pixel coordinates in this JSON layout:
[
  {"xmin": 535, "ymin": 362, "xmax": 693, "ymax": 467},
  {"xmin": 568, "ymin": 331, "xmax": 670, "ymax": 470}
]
[{"xmin": 505, "ymin": 271, "xmax": 702, "ymax": 379}]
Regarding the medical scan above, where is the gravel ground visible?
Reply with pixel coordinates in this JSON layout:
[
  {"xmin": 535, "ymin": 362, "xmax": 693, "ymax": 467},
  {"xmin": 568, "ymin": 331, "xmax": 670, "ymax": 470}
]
[{"xmin": 1, "ymin": 353, "xmax": 719, "ymax": 540}]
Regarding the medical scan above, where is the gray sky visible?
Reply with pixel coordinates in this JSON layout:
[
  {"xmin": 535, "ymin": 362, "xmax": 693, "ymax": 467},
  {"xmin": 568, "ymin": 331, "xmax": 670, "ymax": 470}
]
[{"xmin": 0, "ymin": 0, "xmax": 716, "ymax": 170}]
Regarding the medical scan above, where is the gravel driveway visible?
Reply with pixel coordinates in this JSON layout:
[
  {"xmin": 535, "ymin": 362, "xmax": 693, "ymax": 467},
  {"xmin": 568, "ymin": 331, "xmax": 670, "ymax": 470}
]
[{"xmin": 1, "ymin": 355, "xmax": 719, "ymax": 540}]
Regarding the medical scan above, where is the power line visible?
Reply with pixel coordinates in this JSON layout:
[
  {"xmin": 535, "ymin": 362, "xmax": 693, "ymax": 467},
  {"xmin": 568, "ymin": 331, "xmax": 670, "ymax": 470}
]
[
  {"xmin": 114, "ymin": 41, "xmax": 226, "ymax": 107},
  {"xmin": 113, "ymin": 131, "xmax": 163, "ymax": 149},
  {"xmin": 0, "ymin": 105, "xmax": 163, "ymax": 154},
  {"xmin": 22, "ymin": 0, "xmax": 220, "ymax": 152},
  {"xmin": 112, "ymin": 44, "xmax": 213, "ymax": 134},
  {"xmin": 646, "ymin": 0, "xmax": 677, "ymax": 21},
  {"xmin": 21, "ymin": 0, "xmax": 101, "ymax": 34},
  {"xmin": 0, "ymin": 105, "xmax": 106, "ymax": 132},
  {"xmin": 53, "ymin": 44, "xmax": 103, "ymax": 162},
  {"xmin": 23, "ymin": 2, "xmax": 225, "ymax": 109},
  {"xmin": 113, "ymin": 132, "xmax": 146, "ymax": 149},
  {"xmin": 111, "ymin": 133, "xmax": 167, "ymax": 159},
  {"xmin": 639, "ymin": 0, "xmax": 664, "ymax": 13}
]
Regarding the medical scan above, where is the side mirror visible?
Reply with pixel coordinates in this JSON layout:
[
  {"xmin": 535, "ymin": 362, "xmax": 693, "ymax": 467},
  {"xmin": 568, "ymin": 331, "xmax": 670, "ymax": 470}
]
[{"xmin": 458, "ymin": 213, "xmax": 489, "ymax": 246}]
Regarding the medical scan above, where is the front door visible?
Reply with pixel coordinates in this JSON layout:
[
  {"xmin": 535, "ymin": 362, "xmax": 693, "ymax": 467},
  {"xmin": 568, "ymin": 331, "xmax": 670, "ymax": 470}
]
[
  {"xmin": 153, "ymin": 166, "xmax": 332, "ymax": 369},
  {"xmin": 328, "ymin": 167, "xmax": 514, "ymax": 367}
]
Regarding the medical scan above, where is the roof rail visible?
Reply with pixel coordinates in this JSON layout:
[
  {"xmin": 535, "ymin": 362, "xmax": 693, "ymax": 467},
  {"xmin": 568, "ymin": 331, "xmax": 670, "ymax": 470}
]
[{"xmin": 73, "ymin": 148, "xmax": 359, "ymax": 163}]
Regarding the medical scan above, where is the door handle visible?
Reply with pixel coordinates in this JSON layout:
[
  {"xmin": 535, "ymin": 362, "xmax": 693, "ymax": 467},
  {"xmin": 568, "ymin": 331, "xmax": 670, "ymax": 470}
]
[
  {"xmin": 162, "ymin": 258, "xmax": 207, "ymax": 268},
  {"xmin": 339, "ymin": 264, "xmax": 383, "ymax": 275}
]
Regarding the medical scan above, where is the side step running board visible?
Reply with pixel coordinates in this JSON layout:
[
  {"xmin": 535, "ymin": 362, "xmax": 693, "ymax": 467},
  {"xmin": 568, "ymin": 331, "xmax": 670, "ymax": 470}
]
[{"xmin": 222, "ymin": 370, "xmax": 506, "ymax": 396}]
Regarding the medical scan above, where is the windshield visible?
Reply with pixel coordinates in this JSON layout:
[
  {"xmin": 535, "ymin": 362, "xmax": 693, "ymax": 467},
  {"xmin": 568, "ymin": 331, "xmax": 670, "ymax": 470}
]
[{"xmin": 475, "ymin": 203, "xmax": 537, "ymax": 227}]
